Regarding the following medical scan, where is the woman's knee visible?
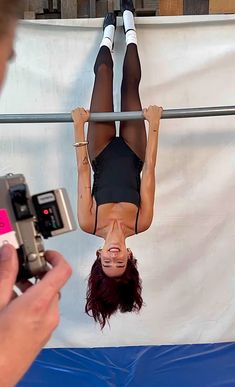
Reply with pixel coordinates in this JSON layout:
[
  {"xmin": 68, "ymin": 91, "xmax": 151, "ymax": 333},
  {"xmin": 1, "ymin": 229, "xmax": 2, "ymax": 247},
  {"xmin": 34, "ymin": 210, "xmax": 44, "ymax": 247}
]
[{"xmin": 94, "ymin": 59, "xmax": 113, "ymax": 76}]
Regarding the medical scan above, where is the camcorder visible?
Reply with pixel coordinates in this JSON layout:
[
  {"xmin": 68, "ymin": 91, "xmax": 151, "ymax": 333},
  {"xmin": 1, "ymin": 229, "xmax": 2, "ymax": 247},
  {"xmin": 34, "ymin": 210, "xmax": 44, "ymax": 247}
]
[{"xmin": 0, "ymin": 173, "xmax": 76, "ymax": 281}]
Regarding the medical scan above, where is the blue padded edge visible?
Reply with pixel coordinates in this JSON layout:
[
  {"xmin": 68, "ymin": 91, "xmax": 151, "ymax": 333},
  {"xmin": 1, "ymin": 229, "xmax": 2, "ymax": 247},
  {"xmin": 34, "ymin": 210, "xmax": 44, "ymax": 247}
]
[{"xmin": 18, "ymin": 342, "xmax": 235, "ymax": 387}]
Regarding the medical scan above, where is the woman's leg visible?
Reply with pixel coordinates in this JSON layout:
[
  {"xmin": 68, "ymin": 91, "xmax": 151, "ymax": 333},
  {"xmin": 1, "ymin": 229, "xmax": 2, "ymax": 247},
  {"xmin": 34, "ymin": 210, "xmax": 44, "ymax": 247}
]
[
  {"xmin": 87, "ymin": 15, "xmax": 116, "ymax": 162},
  {"xmin": 120, "ymin": 10, "xmax": 146, "ymax": 162}
]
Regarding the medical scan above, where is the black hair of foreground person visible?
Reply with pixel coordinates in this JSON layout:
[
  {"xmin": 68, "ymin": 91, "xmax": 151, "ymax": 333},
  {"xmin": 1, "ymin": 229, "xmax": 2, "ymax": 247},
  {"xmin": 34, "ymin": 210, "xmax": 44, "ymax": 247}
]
[{"xmin": 85, "ymin": 253, "xmax": 143, "ymax": 329}]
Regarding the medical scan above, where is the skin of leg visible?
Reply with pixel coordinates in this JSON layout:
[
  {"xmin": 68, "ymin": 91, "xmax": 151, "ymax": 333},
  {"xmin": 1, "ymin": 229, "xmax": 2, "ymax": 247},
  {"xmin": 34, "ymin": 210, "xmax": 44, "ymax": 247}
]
[
  {"xmin": 120, "ymin": 43, "xmax": 147, "ymax": 162},
  {"xmin": 87, "ymin": 46, "xmax": 116, "ymax": 162}
]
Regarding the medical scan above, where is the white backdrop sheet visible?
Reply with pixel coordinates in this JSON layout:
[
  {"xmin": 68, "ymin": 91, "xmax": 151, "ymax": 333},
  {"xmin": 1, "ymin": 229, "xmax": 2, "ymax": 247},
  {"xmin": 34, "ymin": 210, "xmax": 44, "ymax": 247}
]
[{"xmin": 0, "ymin": 15, "xmax": 235, "ymax": 348}]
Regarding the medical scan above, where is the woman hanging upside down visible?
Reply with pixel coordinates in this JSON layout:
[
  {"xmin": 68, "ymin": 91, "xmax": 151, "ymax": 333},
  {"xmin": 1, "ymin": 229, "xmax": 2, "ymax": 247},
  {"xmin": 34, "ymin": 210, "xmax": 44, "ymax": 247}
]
[{"xmin": 72, "ymin": 0, "xmax": 162, "ymax": 328}]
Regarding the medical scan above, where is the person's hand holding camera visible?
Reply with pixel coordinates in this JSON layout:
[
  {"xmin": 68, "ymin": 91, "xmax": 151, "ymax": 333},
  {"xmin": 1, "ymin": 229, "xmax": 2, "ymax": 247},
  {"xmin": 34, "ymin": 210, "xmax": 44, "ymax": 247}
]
[{"xmin": 0, "ymin": 244, "xmax": 72, "ymax": 387}]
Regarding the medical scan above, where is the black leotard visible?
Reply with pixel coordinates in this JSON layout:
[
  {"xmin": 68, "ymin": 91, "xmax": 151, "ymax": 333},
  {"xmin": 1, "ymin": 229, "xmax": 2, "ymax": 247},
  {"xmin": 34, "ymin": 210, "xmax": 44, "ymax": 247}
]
[{"xmin": 91, "ymin": 137, "xmax": 143, "ymax": 235}]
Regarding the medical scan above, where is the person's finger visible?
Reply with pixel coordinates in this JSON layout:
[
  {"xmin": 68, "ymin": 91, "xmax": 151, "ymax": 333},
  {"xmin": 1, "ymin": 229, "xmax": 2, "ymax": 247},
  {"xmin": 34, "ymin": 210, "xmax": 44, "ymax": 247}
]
[
  {"xmin": 34, "ymin": 250, "xmax": 72, "ymax": 299},
  {"xmin": 11, "ymin": 279, "xmax": 34, "ymax": 301},
  {"xmin": 0, "ymin": 244, "xmax": 18, "ymax": 309}
]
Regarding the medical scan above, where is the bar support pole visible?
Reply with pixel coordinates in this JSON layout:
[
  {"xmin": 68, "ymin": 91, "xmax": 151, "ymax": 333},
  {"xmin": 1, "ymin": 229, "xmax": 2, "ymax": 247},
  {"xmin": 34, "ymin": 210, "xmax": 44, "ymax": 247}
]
[{"xmin": 0, "ymin": 106, "xmax": 235, "ymax": 123}]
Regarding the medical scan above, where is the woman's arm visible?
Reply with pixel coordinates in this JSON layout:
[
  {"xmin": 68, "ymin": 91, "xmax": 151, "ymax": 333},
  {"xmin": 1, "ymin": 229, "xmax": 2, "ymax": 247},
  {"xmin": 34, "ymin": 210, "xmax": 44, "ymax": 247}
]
[
  {"xmin": 72, "ymin": 107, "xmax": 94, "ymax": 233},
  {"xmin": 138, "ymin": 105, "xmax": 163, "ymax": 232}
]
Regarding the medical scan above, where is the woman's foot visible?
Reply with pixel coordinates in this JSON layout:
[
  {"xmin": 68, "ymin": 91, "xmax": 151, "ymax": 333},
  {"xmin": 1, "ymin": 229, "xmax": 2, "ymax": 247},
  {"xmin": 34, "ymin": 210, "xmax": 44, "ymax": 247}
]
[
  {"xmin": 103, "ymin": 12, "xmax": 116, "ymax": 30},
  {"xmin": 100, "ymin": 13, "xmax": 116, "ymax": 51},
  {"xmin": 121, "ymin": 1, "xmax": 137, "ymax": 45},
  {"xmin": 121, "ymin": 0, "xmax": 135, "ymax": 14}
]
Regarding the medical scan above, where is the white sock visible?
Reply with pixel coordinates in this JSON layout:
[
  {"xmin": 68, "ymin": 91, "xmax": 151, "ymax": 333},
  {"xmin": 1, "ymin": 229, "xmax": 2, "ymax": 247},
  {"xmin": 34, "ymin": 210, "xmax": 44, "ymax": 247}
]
[
  {"xmin": 123, "ymin": 10, "xmax": 135, "ymax": 33},
  {"xmin": 100, "ymin": 25, "xmax": 115, "ymax": 51},
  {"xmin": 123, "ymin": 10, "xmax": 137, "ymax": 45},
  {"xmin": 126, "ymin": 29, "xmax": 137, "ymax": 45}
]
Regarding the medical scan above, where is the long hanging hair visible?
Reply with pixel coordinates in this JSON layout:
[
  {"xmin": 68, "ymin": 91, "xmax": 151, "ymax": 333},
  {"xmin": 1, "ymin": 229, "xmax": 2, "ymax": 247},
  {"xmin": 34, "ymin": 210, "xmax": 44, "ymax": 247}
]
[{"xmin": 85, "ymin": 251, "xmax": 143, "ymax": 329}]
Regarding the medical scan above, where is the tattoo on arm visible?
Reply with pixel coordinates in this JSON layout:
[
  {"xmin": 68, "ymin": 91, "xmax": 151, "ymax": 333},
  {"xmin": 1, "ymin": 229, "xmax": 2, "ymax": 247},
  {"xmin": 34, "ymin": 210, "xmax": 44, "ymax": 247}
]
[
  {"xmin": 79, "ymin": 186, "xmax": 91, "ymax": 199},
  {"xmin": 82, "ymin": 156, "xmax": 89, "ymax": 165}
]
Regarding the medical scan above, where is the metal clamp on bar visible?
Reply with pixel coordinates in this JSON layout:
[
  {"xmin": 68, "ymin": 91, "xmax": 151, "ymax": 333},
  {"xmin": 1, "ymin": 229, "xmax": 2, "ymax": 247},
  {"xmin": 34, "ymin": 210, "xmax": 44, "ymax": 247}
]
[{"xmin": 0, "ymin": 106, "xmax": 235, "ymax": 124}]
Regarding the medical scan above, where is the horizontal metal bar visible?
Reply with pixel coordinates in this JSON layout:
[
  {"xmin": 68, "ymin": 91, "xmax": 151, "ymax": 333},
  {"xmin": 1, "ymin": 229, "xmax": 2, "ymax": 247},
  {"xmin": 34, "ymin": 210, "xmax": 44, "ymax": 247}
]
[{"xmin": 0, "ymin": 106, "xmax": 235, "ymax": 124}]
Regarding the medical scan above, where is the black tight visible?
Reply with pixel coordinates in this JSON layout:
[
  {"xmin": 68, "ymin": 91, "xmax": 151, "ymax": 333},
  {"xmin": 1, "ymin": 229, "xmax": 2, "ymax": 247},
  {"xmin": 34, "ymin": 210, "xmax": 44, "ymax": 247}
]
[
  {"xmin": 87, "ymin": 44, "xmax": 146, "ymax": 162},
  {"xmin": 120, "ymin": 43, "xmax": 146, "ymax": 161}
]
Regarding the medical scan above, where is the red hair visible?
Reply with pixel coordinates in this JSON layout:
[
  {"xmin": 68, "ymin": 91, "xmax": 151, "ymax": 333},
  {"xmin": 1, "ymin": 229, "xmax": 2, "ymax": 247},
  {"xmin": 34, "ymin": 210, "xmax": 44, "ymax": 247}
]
[{"xmin": 85, "ymin": 254, "xmax": 143, "ymax": 329}]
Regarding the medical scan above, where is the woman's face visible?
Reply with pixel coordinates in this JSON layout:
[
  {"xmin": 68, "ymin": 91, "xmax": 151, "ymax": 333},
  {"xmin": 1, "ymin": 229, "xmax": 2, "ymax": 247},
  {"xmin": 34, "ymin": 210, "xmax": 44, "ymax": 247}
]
[{"xmin": 98, "ymin": 245, "xmax": 131, "ymax": 277}]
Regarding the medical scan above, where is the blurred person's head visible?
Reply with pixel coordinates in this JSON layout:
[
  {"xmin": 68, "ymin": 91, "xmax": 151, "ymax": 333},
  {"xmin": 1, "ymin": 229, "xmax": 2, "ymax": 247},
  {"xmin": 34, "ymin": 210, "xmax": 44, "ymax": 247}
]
[{"xmin": 0, "ymin": 0, "xmax": 22, "ymax": 88}]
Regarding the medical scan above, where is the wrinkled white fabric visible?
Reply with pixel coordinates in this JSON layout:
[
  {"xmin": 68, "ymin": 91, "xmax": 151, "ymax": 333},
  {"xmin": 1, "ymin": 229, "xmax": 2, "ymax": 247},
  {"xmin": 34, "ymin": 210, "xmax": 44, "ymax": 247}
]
[{"xmin": 0, "ymin": 15, "xmax": 235, "ymax": 348}]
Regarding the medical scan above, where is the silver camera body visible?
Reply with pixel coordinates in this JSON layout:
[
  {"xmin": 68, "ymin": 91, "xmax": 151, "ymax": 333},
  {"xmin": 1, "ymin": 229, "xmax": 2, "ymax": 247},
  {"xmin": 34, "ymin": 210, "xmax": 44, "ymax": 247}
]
[{"xmin": 0, "ymin": 174, "xmax": 76, "ymax": 280}]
